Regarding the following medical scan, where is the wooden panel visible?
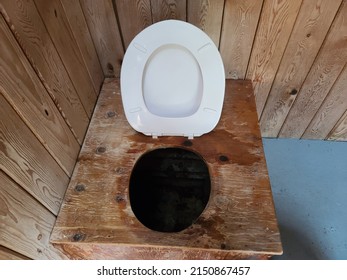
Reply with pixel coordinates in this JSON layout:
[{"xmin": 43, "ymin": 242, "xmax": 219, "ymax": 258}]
[
  {"xmin": 151, "ymin": 0, "xmax": 186, "ymax": 22},
  {"xmin": 260, "ymin": 0, "xmax": 342, "ymax": 137},
  {"xmin": 303, "ymin": 64, "xmax": 347, "ymax": 139},
  {"xmin": 187, "ymin": 0, "xmax": 224, "ymax": 47},
  {"xmin": 0, "ymin": 171, "xmax": 67, "ymax": 260},
  {"xmin": 246, "ymin": 0, "xmax": 302, "ymax": 117},
  {"xmin": 220, "ymin": 0, "xmax": 263, "ymax": 79},
  {"xmin": 60, "ymin": 0, "xmax": 104, "ymax": 93},
  {"xmin": 0, "ymin": 16, "xmax": 80, "ymax": 176},
  {"xmin": 34, "ymin": 0, "xmax": 97, "ymax": 116},
  {"xmin": 279, "ymin": 1, "xmax": 347, "ymax": 138},
  {"xmin": 0, "ymin": 95, "xmax": 69, "ymax": 215},
  {"xmin": 115, "ymin": 0, "xmax": 152, "ymax": 48},
  {"xmin": 0, "ymin": 1, "xmax": 89, "ymax": 143},
  {"xmin": 0, "ymin": 246, "xmax": 30, "ymax": 260},
  {"xmin": 328, "ymin": 110, "xmax": 347, "ymax": 141},
  {"xmin": 80, "ymin": 0, "xmax": 124, "ymax": 77}
]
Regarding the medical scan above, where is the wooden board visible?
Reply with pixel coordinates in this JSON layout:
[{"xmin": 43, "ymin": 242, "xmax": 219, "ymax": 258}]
[
  {"xmin": 187, "ymin": 0, "xmax": 224, "ymax": 47},
  {"xmin": 279, "ymin": 1, "xmax": 347, "ymax": 138},
  {"xmin": 115, "ymin": 0, "xmax": 152, "ymax": 48},
  {"xmin": 246, "ymin": 0, "xmax": 302, "ymax": 117},
  {"xmin": 219, "ymin": 0, "xmax": 263, "ymax": 79},
  {"xmin": 0, "ymin": 171, "xmax": 67, "ymax": 260},
  {"xmin": 0, "ymin": 246, "xmax": 30, "ymax": 260},
  {"xmin": 260, "ymin": 0, "xmax": 342, "ymax": 137},
  {"xmin": 34, "ymin": 0, "xmax": 97, "ymax": 116},
  {"xmin": 328, "ymin": 110, "xmax": 347, "ymax": 141},
  {"xmin": 80, "ymin": 0, "xmax": 124, "ymax": 77},
  {"xmin": 0, "ymin": 2, "xmax": 89, "ymax": 143},
  {"xmin": 51, "ymin": 79, "xmax": 282, "ymax": 259},
  {"xmin": 60, "ymin": 0, "xmax": 104, "ymax": 93},
  {"xmin": 151, "ymin": 0, "xmax": 186, "ymax": 23},
  {"xmin": 0, "ymin": 16, "xmax": 80, "ymax": 176}
]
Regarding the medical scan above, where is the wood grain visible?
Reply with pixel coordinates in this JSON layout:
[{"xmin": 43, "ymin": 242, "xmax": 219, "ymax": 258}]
[
  {"xmin": 303, "ymin": 63, "xmax": 347, "ymax": 139},
  {"xmin": 220, "ymin": 0, "xmax": 263, "ymax": 79},
  {"xmin": 246, "ymin": 0, "xmax": 302, "ymax": 117},
  {"xmin": 279, "ymin": 1, "xmax": 347, "ymax": 138},
  {"xmin": 60, "ymin": 0, "xmax": 104, "ymax": 93},
  {"xmin": 0, "ymin": 16, "xmax": 80, "ymax": 176},
  {"xmin": 51, "ymin": 79, "xmax": 282, "ymax": 259},
  {"xmin": 115, "ymin": 0, "xmax": 152, "ymax": 48},
  {"xmin": 151, "ymin": 0, "xmax": 186, "ymax": 22},
  {"xmin": 80, "ymin": 0, "xmax": 124, "ymax": 77},
  {"xmin": 0, "ymin": 1, "xmax": 89, "ymax": 143},
  {"xmin": 0, "ymin": 95, "xmax": 69, "ymax": 215},
  {"xmin": 34, "ymin": 0, "xmax": 97, "ymax": 116},
  {"xmin": 0, "ymin": 245, "xmax": 30, "ymax": 260},
  {"xmin": 187, "ymin": 0, "xmax": 224, "ymax": 47},
  {"xmin": 260, "ymin": 0, "xmax": 342, "ymax": 137},
  {"xmin": 328, "ymin": 109, "xmax": 347, "ymax": 141},
  {"xmin": 0, "ymin": 171, "xmax": 67, "ymax": 260}
]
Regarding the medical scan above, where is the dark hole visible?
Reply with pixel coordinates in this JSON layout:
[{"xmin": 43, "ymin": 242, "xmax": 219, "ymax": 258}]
[
  {"xmin": 129, "ymin": 148, "xmax": 211, "ymax": 232},
  {"xmin": 44, "ymin": 109, "xmax": 49, "ymax": 116},
  {"xmin": 290, "ymin": 89, "xmax": 298, "ymax": 95},
  {"xmin": 54, "ymin": 9, "xmax": 57, "ymax": 17}
]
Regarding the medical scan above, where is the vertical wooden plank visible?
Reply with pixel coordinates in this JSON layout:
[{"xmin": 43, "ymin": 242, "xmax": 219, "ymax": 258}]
[
  {"xmin": 246, "ymin": 0, "xmax": 302, "ymax": 117},
  {"xmin": 187, "ymin": 0, "xmax": 224, "ymax": 47},
  {"xmin": 303, "ymin": 64, "xmax": 347, "ymax": 139},
  {"xmin": 0, "ymin": 95, "xmax": 69, "ymax": 215},
  {"xmin": 0, "ymin": 246, "xmax": 30, "ymax": 260},
  {"xmin": 328, "ymin": 110, "xmax": 347, "ymax": 141},
  {"xmin": 151, "ymin": 0, "xmax": 186, "ymax": 22},
  {"xmin": 0, "ymin": 16, "xmax": 80, "ymax": 176},
  {"xmin": 260, "ymin": 0, "xmax": 342, "ymax": 137},
  {"xmin": 60, "ymin": 0, "xmax": 104, "ymax": 93},
  {"xmin": 34, "ymin": 0, "xmax": 97, "ymax": 115},
  {"xmin": 80, "ymin": 0, "xmax": 124, "ymax": 77},
  {"xmin": 0, "ymin": 1, "xmax": 89, "ymax": 143},
  {"xmin": 219, "ymin": 0, "xmax": 263, "ymax": 79},
  {"xmin": 279, "ymin": 1, "xmax": 347, "ymax": 138},
  {"xmin": 115, "ymin": 0, "xmax": 152, "ymax": 48},
  {"xmin": 0, "ymin": 171, "xmax": 67, "ymax": 260}
]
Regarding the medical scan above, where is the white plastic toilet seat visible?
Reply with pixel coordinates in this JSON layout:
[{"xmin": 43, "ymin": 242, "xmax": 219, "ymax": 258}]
[{"xmin": 120, "ymin": 20, "xmax": 225, "ymax": 139}]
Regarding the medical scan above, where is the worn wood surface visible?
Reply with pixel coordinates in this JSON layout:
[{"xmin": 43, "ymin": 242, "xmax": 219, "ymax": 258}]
[
  {"xmin": 220, "ymin": 0, "xmax": 263, "ymax": 79},
  {"xmin": 151, "ymin": 0, "xmax": 186, "ymax": 23},
  {"xmin": 52, "ymin": 79, "xmax": 282, "ymax": 259},
  {"xmin": 0, "ymin": 171, "xmax": 67, "ymax": 260},
  {"xmin": 0, "ymin": 246, "xmax": 30, "ymax": 260},
  {"xmin": 328, "ymin": 109, "xmax": 347, "ymax": 141}
]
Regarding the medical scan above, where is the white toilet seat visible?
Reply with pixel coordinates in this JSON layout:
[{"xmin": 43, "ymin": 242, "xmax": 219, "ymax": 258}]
[{"xmin": 120, "ymin": 20, "xmax": 225, "ymax": 138}]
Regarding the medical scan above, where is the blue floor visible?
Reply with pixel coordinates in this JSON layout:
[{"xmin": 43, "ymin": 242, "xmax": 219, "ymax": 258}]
[{"xmin": 262, "ymin": 138, "xmax": 347, "ymax": 260}]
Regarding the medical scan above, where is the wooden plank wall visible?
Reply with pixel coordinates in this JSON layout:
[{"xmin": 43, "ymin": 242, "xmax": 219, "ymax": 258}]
[{"xmin": 0, "ymin": 0, "xmax": 104, "ymax": 259}]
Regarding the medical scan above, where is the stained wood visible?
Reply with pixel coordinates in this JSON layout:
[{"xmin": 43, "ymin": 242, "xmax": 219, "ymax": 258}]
[
  {"xmin": 0, "ymin": 16, "xmax": 80, "ymax": 176},
  {"xmin": 0, "ymin": 1, "xmax": 89, "ymax": 143},
  {"xmin": 80, "ymin": 0, "xmax": 124, "ymax": 77},
  {"xmin": 0, "ymin": 171, "xmax": 67, "ymax": 260},
  {"xmin": 0, "ymin": 246, "xmax": 30, "ymax": 260},
  {"xmin": 260, "ymin": 0, "xmax": 342, "ymax": 137},
  {"xmin": 115, "ymin": 0, "xmax": 152, "ymax": 48},
  {"xmin": 187, "ymin": 0, "xmax": 224, "ymax": 47},
  {"xmin": 34, "ymin": 0, "xmax": 97, "ymax": 115},
  {"xmin": 279, "ymin": 1, "xmax": 347, "ymax": 138},
  {"xmin": 246, "ymin": 0, "xmax": 302, "ymax": 117},
  {"xmin": 328, "ymin": 110, "xmax": 347, "ymax": 141},
  {"xmin": 151, "ymin": 0, "xmax": 186, "ymax": 22},
  {"xmin": 303, "ymin": 64, "xmax": 347, "ymax": 139},
  {"xmin": 220, "ymin": 0, "xmax": 263, "ymax": 79},
  {"xmin": 60, "ymin": 0, "xmax": 104, "ymax": 93},
  {"xmin": 51, "ymin": 79, "xmax": 282, "ymax": 259}
]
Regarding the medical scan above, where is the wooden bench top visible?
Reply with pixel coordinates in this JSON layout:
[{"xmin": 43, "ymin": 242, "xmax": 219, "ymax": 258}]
[{"xmin": 51, "ymin": 78, "xmax": 282, "ymax": 259}]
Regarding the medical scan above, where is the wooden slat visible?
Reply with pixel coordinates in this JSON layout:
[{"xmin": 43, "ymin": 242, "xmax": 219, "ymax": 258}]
[
  {"xmin": 115, "ymin": 0, "xmax": 152, "ymax": 48},
  {"xmin": 34, "ymin": 0, "xmax": 97, "ymax": 116},
  {"xmin": 0, "ymin": 171, "xmax": 67, "ymax": 260},
  {"xmin": 0, "ymin": 95, "xmax": 69, "ymax": 215},
  {"xmin": 0, "ymin": 1, "xmax": 89, "ymax": 143},
  {"xmin": 80, "ymin": 0, "xmax": 124, "ymax": 77},
  {"xmin": 151, "ymin": 0, "xmax": 186, "ymax": 23},
  {"xmin": 60, "ymin": 0, "xmax": 104, "ymax": 93},
  {"xmin": 279, "ymin": 1, "xmax": 347, "ymax": 138},
  {"xmin": 0, "ymin": 16, "xmax": 79, "ymax": 176},
  {"xmin": 328, "ymin": 109, "xmax": 347, "ymax": 141},
  {"xmin": 219, "ymin": 0, "xmax": 263, "ymax": 79},
  {"xmin": 246, "ymin": 0, "xmax": 302, "ymax": 117},
  {"xmin": 303, "ymin": 64, "xmax": 347, "ymax": 139},
  {"xmin": 187, "ymin": 0, "xmax": 224, "ymax": 47},
  {"xmin": 0, "ymin": 246, "xmax": 30, "ymax": 260},
  {"xmin": 260, "ymin": 0, "xmax": 342, "ymax": 137}
]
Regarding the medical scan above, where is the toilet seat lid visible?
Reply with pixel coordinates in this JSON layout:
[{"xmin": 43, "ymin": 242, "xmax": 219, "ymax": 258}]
[{"xmin": 121, "ymin": 20, "xmax": 225, "ymax": 138}]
